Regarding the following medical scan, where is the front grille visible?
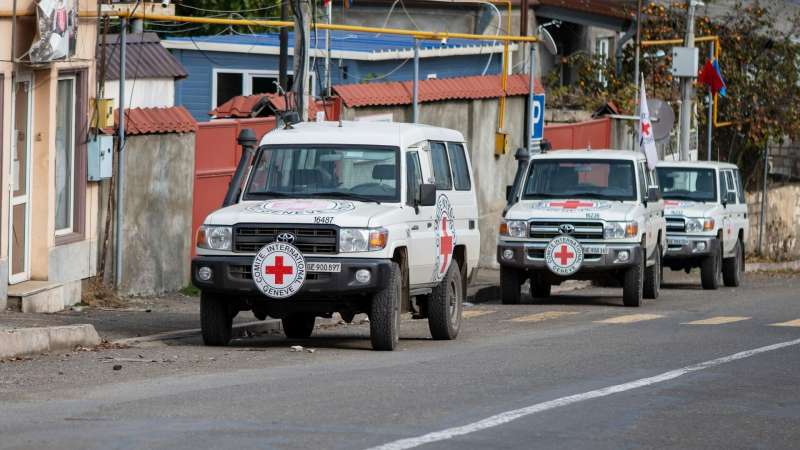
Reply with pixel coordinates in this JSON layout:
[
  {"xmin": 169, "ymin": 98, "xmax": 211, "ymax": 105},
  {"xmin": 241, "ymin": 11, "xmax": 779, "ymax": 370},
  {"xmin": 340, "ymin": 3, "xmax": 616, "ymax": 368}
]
[
  {"xmin": 233, "ymin": 225, "xmax": 338, "ymax": 254},
  {"xmin": 666, "ymin": 217, "xmax": 686, "ymax": 233},
  {"xmin": 529, "ymin": 221, "xmax": 604, "ymax": 240},
  {"xmin": 228, "ymin": 264, "xmax": 326, "ymax": 281}
]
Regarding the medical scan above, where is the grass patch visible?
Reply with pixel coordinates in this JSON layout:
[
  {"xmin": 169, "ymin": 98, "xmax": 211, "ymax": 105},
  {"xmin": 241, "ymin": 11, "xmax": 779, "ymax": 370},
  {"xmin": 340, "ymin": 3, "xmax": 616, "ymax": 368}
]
[{"xmin": 180, "ymin": 284, "xmax": 201, "ymax": 297}]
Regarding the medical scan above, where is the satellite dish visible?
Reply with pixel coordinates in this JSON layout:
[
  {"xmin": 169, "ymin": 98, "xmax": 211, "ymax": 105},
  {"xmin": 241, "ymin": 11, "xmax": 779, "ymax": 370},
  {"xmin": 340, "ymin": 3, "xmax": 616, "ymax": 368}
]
[
  {"xmin": 648, "ymin": 98, "xmax": 675, "ymax": 142},
  {"xmin": 538, "ymin": 27, "xmax": 558, "ymax": 56}
]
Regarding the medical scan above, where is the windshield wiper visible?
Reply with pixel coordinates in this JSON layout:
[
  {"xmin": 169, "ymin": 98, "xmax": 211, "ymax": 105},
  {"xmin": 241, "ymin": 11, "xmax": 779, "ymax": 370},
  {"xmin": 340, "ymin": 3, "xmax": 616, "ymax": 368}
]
[
  {"xmin": 248, "ymin": 191, "xmax": 302, "ymax": 198},
  {"xmin": 314, "ymin": 191, "xmax": 382, "ymax": 204},
  {"xmin": 663, "ymin": 194, "xmax": 705, "ymax": 202}
]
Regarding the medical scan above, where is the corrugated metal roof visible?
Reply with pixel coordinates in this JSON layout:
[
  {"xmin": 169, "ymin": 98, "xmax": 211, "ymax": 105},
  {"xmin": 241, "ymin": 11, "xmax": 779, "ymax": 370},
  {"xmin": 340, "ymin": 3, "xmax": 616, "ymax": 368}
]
[
  {"xmin": 210, "ymin": 93, "xmax": 323, "ymax": 119},
  {"xmin": 533, "ymin": 0, "xmax": 636, "ymax": 19},
  {"xmin": 100, "ymin": 32, "xmax": 188, "ymax": 81},
  {"xmin": 115, "ymin": 106, "xmax": 198, "ymax": 135},
  {"xmin": 165, "ymin": 30, "xmax": 505, "ymax": 54},
  {"xmin": 333, "ymin": 74, "xmax": 544, "ymax": 108}
]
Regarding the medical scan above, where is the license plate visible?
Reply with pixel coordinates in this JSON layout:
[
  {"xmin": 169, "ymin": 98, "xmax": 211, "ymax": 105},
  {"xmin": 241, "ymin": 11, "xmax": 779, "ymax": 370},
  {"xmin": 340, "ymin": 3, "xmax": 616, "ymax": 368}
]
[
  {"xmin": 668, "ymin": 238, "xmax": 688, "ymax": 246},
  {"xmin": 582, "ymin": 245, "xmax": 609, "ymax": 255},
  {"xmin": 307, "ymin": 262, "xmax": 342, "ymax": 273}
]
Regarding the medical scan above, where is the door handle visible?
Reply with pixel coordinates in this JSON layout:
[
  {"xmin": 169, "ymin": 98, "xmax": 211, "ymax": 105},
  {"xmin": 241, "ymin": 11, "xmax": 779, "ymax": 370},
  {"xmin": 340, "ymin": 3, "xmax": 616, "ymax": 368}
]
[{"xmin": 411, "ymin": 225, "xmax": 420, "ymax": 231}]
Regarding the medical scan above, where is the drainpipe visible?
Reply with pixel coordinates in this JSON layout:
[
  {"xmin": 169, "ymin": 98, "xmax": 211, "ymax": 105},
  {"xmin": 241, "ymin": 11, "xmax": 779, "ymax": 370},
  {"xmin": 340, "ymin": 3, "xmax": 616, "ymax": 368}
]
[
  {"xmin": 115, "ymin": 18, "xmax": 127, "ymax": 287},
  {"xmin": 223, "ymin": 129, "xmax": 257, "ymax": 207},
  {"xmin": 413, "ymin": 38, "xmax": 419, "ymax": 123}
]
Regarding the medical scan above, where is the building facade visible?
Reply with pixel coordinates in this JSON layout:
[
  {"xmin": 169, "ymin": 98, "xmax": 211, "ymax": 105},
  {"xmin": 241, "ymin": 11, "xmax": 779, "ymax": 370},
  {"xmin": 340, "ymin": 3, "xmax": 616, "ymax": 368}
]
[{"xmin": 1, "ymin": 0, "xmax": 99, "ymax": 311}]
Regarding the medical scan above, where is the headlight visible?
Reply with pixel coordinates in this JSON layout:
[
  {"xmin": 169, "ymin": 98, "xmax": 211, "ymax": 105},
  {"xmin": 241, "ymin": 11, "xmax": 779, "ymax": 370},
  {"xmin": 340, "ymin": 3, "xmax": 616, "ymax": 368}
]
[
  {"xmin": 340, "ymin": 228, "xmax": 388, "ymax": 252},
  {"xmin": 500, "ymin": 220, "xmax": 527, "ymax": 238},
  {"xmin": 197, "ymin": 225, "xmax": 232, "ymax": 250},
  {"xmin": 604, "ymin": 222, "xmax": 638, "ymax": 239},
  {"xmin": 685, "ymin": 219, "xmax": 703, "ymax": 233}
]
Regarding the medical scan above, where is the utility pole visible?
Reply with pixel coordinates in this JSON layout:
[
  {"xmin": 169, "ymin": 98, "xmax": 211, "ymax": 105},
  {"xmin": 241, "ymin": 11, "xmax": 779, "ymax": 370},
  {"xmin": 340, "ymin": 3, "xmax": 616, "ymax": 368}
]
[
  {"xmin": 115, "ymin": 17, "xmax": 127, "ymax": 287},
  {"xmin": 279, "ymin": 0, "xmax": 289, "ymax": 91},
  {"xmin": 521, "ymin": 0, "xmax": 530, "ymax": 149},
  {"xmin": 291, "ymin": 0, "xmax": 311, "ymax": 121},
  {"xmin": 678, "ymin": 0, "xmax": 698, "ymax": 160},
  {"xmin": 633, "ymin": 0, "xmax": 642, "ymax": 151},
  {"xmin": 325, "ymin": 0, "xmax": 332, "ymax": 94}
]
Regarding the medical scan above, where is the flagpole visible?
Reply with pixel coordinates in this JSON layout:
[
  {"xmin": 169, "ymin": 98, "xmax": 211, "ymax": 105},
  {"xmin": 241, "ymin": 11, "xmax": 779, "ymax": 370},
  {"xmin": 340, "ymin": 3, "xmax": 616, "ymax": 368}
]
[
  {"xmin": 706, "ymin": 41, "xmax": 714, "ymax": 161},
  {"xmin": 633, "ymin": 0, "xmax": 642, "ymax": 151}
]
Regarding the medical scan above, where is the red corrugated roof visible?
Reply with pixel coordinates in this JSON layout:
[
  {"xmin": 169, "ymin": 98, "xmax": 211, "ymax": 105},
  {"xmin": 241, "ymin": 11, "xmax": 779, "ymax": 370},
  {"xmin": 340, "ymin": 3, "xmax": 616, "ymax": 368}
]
[
  {"xmin": 115, "ymin": 106, "xmax": 198, "ymax": 135},
  {"xmin": 210, "ymin": 93, "xmax": 324, "ymax": 119},
  {"xmin": 333, "ymin": 74, "xmax": 544, "ymax": 108}
]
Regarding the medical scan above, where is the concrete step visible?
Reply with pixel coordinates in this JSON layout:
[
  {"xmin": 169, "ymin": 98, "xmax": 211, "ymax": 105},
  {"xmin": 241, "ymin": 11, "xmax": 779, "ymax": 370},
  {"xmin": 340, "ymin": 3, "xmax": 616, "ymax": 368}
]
[{"xmin": 7, "ymin": 281, "xmax": 65, "ymax": 313}]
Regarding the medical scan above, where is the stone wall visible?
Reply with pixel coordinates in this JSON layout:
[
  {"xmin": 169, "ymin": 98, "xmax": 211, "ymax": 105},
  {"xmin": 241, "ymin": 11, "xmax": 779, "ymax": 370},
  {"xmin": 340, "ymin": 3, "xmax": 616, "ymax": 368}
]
[
  {"xmin": 746, "ymin": 183, "xmax": 800, "ymax": 261},
  {"xmin": 99, "ymin": 132, "xmax": 196, "ymax": 296}
]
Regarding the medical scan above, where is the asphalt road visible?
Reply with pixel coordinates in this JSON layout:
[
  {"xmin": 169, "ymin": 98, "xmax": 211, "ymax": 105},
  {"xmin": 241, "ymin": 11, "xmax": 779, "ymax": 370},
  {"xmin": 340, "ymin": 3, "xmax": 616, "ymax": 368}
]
[{"xmin": 2, "ymin": 270, "xmax": 800, "ymax": 450}]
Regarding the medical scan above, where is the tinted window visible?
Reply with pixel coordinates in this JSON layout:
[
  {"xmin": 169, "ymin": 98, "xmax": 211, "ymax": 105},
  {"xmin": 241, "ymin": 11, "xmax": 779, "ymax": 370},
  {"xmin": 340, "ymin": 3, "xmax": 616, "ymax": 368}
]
[
  {"xmin": 406, "ymin": 152, "xmax": 422, "ymax": 206},
  {"xmin": 523, "ymin": 159, "xmax": 637, "ymax": 201},
  {"xmin": 245, "ymin": 146, "xmax": 400, "ymax": 202},
  {"xmin": 656, "ymin": 167, "xmax": 717, "ymax": 202},
  {"xmin": 447, "ymin": 143, "xmax": 471, "ymax": 191},
  {"xmin": 638, "ymin": 163, "xmax": 648, "ymax": 201},
  {"xmin": 430, "ymin": 142, "xmax": 452, "ymax": 190}
]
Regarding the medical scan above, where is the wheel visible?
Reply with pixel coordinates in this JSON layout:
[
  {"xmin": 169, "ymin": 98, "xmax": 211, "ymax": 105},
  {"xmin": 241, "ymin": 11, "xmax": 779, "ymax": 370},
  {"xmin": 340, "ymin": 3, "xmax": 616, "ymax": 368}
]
[
  {"xmin": 428, "ymin": 263, "xmax": 463, "ymax": 340},
  {"xmin": 530, "ymin": 273, "xmax": 551, "ymax": 299},
  {"xmin": 722, "ymin": 239, "xmax": 744, "ymax": 287},
  {"xmin": 701, "ymin": 240, "xmax": 722, "ymax": 290},
  {"xmin": 282, "ymin": 313, "xmax": 316, "ymax": 339},
  {"xmin": 644, "ymin": 244, "xmax": 662, "ymax": 299},
  {"xmin": 201, "ymin": 291, "xmax": 233, "ymax": 346},
  {"xmin": 370, "ymin": 261, "xmax": 401, "ymax": 351},
  {"xmin": 500, "ymin": 266, "xmax": 523, "ymax": 305},
  {"xmin": 622, "ymin": 255, "xmax": 644, "ymax": 307}
]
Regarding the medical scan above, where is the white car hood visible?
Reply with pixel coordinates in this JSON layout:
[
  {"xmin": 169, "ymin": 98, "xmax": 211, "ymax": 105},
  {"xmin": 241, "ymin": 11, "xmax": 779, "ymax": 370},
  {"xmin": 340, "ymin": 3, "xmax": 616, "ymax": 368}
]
[
  {"xmin": 205, "ymin": 198, "xmax": 394, "ymax": 228},
  {"xmin": 663, "ymin": 200, "xmax": 720, "ymax": 218},
  {"xmin": 506, "ymin": 199, "xmax": 638, "ymax": 222}
]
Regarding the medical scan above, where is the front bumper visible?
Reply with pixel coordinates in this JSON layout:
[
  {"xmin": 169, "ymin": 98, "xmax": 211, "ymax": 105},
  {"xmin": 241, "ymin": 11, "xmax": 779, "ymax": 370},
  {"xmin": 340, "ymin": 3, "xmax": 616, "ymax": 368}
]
[
  {"xmin": 191, "ymin": 255, "xmax": 392, "ymax": 299},
  {"xmin": 496, "ymin": 240, "xmax": 642, "ymax": 274},
  {"xmin": 664, "ymin": 235, "xmax": 716, "ymax": 258}
]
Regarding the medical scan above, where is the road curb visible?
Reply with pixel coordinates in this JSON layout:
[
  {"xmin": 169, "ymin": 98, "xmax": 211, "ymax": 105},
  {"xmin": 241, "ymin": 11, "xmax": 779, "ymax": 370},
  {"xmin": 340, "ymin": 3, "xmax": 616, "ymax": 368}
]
[
  {"xmin": 0, "ymin": 324, "xmax": 101, "ymax": 359},
  {"xmin": 746, "ymin": 260, "xmax": 800, "ymax": 273},
  {"xmin": 112, "ymin": 319, "xmax": 283, "ymax": 346}
]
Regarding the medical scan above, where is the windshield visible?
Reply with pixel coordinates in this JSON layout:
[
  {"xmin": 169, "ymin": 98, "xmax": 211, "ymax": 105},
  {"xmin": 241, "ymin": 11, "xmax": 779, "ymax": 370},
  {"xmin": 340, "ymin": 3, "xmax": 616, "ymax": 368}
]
[
  {"xmin": 656, "ymin": 167, "xmax": 717, "ymax": 202},
  {"xmin": 244, "ymin": 146, "xmax": 400, "ymax": 202},
  {"xmin": 523, "ymin": 159, "xmax": 637, "ymax": 201}
]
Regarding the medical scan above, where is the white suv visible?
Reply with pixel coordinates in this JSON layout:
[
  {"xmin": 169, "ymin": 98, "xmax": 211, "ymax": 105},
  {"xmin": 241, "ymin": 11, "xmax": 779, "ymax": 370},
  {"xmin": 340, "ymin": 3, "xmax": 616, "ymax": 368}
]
[
  {"xmin": 498, "ymin": 150, "xmax": 666, "ymax": 307},
  {"xmin": 656, "ymin": 161, "xmax": 748, "ymax": 289},
  {"xmin": 192, "ymin": 121, "xmax": 480, "ymax": 351}
]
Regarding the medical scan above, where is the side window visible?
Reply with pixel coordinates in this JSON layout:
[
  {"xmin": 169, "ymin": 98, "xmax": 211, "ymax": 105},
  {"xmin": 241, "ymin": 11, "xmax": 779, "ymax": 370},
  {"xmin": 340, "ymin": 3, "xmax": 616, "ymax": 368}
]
[
  {"xmin": 637, "ymin": 162, "xmax": 648, "ymax": 201},
  {"xmin": 447, "ymin": 142, "xmax": 471, "ymax": 191},
  {"xmin": 734, "ymin": 170, "xmax": 745, "ymax": 203},
  {"xmin": 406, "ymin": 152, "xmax": 422, "ymax": 206},
  {"xmin": 429, "ymin": 141, "xmax": 453, "ymax": 190}
]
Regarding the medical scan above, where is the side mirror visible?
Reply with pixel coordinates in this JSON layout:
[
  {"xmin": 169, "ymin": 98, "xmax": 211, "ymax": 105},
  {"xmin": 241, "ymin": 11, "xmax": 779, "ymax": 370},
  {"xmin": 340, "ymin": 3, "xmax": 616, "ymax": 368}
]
[
  {"xmin": 724, "ymin": 191, "xmax": 736, "ymax": 206},
  {"xmin": 647, "ymin": 187, "xmax": 661, "ymax": 203},
  {"xmin": 506, "ymin": 184, "xmax": 513, "ymax": 202},
  {"xmin": 419, "ymin": 183, "xmax": 437, "ymax": 207}
]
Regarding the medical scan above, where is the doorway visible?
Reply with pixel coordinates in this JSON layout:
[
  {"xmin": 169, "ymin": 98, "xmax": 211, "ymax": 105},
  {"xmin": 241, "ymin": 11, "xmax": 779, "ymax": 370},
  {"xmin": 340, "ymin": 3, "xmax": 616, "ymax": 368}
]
[{"xmin": 10, "ymin": 73, "xmax": 32, "ymax": 284}]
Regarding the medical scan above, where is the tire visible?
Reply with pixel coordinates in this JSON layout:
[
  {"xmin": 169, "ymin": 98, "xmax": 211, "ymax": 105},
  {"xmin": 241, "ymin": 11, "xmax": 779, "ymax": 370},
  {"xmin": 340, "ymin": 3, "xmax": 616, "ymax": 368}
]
[
  {"xmin": 644, "ymin": 244, "xmax": 662, "ymax": 300},
  {"xmin": 722, "ymin": 239, "xmax": 744, "ymax": 287},
  {"xmin": 428, "ymin": 263, "xmax": 463, "ymax": 340},
  {"xmin": 701, "ymin": 240, "xmax": 722, "ymax": 290},
  {"xmin": 201, "ymin": 291, "xmax": 233, "ymax": 346},
  {"xmin": 622, "ymin": 255, "xmax": 644, "ymax": 307},
  {"xmin": 370, "ymin": 261, "xmax": 401, "ymax": 351},
  {"xmin": 500, "ymin": 266, "xmax": 523, "ymax": 305},
  {"xmin": 530, "ymin": 273, "xmax": 551, "ymax": 299},
  {"xmin": 282, "ymin": 313, "xmax": 316, "ymax": 339}
]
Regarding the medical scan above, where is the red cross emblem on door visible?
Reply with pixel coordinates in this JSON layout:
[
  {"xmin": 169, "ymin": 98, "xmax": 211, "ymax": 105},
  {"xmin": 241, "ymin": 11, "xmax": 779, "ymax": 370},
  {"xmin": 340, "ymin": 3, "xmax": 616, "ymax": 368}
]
[
  {"xmin": 554, "ymin": 244, "xmax": 575, "ymax": 266},
  {"xmin": 439, "ymin": 216, "xmax": 454, "ymax": 273},
  {"xmin": 550, "ymin": 200, "xmax": 595, "ymax": 209},
  {"xmin": 265, "ymin": 255, "xmax": 294, "ymax": 285}
]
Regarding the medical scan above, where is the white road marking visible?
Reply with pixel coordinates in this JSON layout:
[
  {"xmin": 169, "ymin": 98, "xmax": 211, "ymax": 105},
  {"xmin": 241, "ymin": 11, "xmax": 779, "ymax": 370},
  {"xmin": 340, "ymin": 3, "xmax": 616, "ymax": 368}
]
[
  {"xmin": 367, "ymin": 338, "xmax": 800, "ymax": 450},
  {"xmin": 683, "ymin": 316, "xmax": 750, "ymax": 325},
  {"xmin": 595, "ymin": 313, "xmax": 664, "ymax": 324},
  {"xmin": 771, "ymin": 319, "xmax": 800, "ymax": 327},
  {"xmin": 508, "ymin": 311, "xmax": 579, "ymax": 323}
]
